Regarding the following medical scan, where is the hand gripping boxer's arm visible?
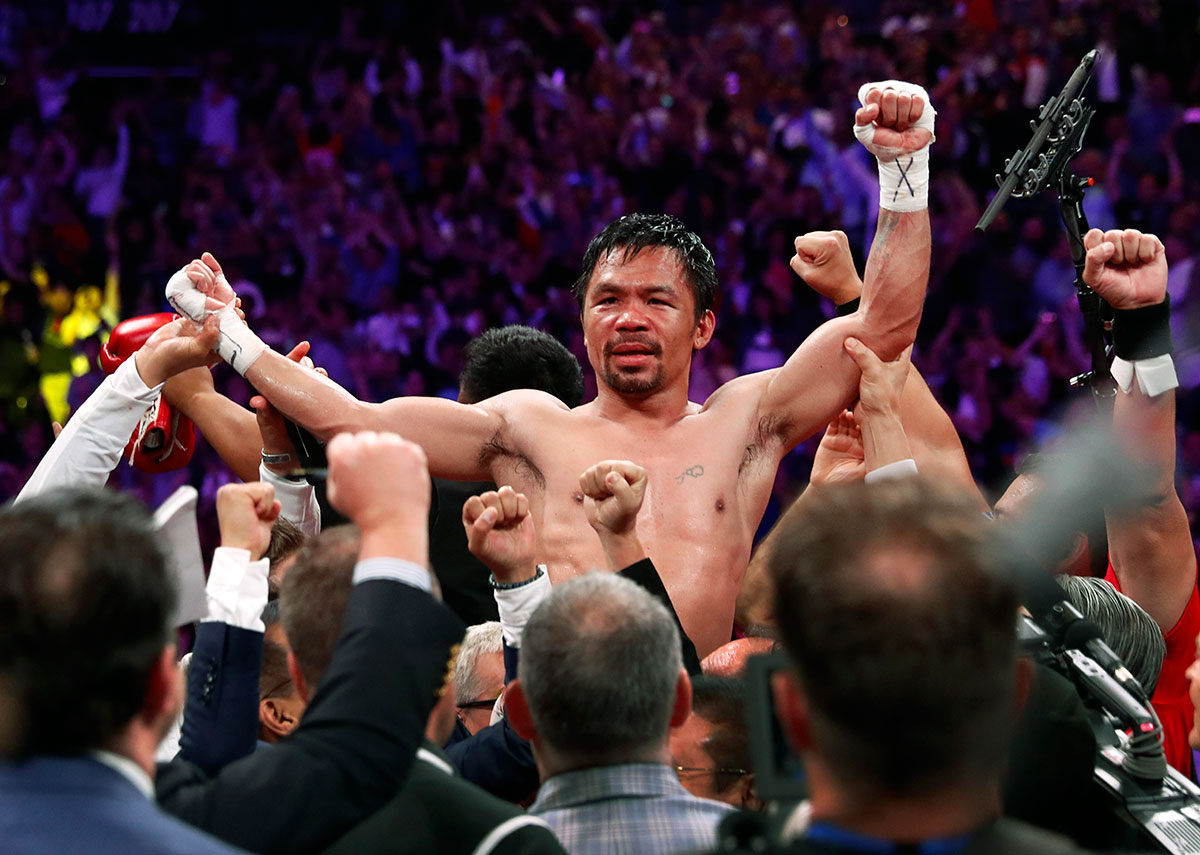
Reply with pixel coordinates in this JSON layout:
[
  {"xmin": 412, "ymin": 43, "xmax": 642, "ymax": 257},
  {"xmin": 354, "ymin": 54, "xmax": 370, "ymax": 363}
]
[
  {"xmin": 791, "ymin": 229, "xmax": 984, "ymax": 506},
  {"xmin": 744, "ymin": 83, "xmax": 933, "ymax": 451},
  {"xmin": 16, "ymin": 315, "xmax": 219, "ymax": 502},
  {"xmin": 167, "ymin": 253, "xmax": 502, "ymax": 481},
  {"xmin": 734, "ymin": 337, "xmax": 918, "ymax": 633},
  {"xmin": 1083, "ymin": 228, "xmax": 1195, "ymax": 631}
]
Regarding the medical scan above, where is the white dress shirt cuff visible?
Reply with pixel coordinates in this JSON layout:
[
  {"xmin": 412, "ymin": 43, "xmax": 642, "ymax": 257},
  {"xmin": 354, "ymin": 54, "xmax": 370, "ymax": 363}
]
[
  {"xmin": 353, "ymin": 557, "xmax": 433, "ymax": 592},
  {"xmin": 260, "ymin": 462, "xmax": 322, "ymax": 537},
  {"xmin": 1110, "ymin": 355, "xmax": 1178, "ymax": 397},
  {"xmin": 865, "ymin": 458, "xmax": 919, "ymax": 484},
  {"xmin": 203, "ymin": 547, "xmax": 269, "ymax": 631},
  {"xmin": 112, "ymin": 354, "xmax": 164, "ymax": 399},
  {"xmin": 495, "ymin": 570, "xmax": 552, "ymax": 648}
]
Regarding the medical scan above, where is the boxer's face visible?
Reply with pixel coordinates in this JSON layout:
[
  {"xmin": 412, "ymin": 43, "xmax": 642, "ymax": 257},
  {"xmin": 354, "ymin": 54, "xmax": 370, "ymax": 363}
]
[{"xmin": 582, "ymin": 246, "xmax": 713, "ymax": 397}]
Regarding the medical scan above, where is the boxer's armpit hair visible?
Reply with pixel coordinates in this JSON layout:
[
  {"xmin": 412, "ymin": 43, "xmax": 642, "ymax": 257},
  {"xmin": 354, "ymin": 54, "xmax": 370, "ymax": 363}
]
[
  {"xmin": 740, "ymin": 413, "xmax": 791, "ymax": 476},
  {"xmin": 478, "ymin": 431, "xmax": 546, "ymax": 490}
]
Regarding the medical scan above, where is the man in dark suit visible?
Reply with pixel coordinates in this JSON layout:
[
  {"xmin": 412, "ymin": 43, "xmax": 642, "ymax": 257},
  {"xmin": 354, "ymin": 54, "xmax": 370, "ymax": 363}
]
[
  {"xmin": 760, "ymin": 479, "xmax": 1095, "ymax": 854},
  {"xmin": 271, "ymin": 491, "xmax": 565, "ymax": 854},
  {"xmin": 156, "ymin": 431, "xmax": 466, "ymax": 854},
  {"xmin": 0, "ymin": 488, "xmax": 239, "ymax": 854}
]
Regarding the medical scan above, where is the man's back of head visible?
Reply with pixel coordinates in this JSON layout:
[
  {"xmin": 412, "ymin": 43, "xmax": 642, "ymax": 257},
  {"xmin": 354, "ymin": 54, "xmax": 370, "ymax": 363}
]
[
  {"xmin": 518, "ymin": 571, "xmax": 683, "ymax": 769},
  {"xmin": 458, "ymin": 325, "xmax": 585, "ymax": 407},
  {"xmin": 0, "ymin": 488, "xmax": 174, "ymax": 758},
  {"xmin": 278, "ymin": 524, "xmax": 361, "ymax": 696},
  {"xmin": 768, "ymin": 478, "xmax": 1019, "ymax": 803}
]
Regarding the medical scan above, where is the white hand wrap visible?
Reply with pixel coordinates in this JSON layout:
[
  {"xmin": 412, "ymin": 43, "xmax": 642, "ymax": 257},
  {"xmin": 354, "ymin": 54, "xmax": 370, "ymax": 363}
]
[
  {"xmin": 853, "ymin": 80, "xmax": 936, "ymax": 213},
  {"xmin": 165, "ymin": 268, "xmax": 267, "ymax": 375}
]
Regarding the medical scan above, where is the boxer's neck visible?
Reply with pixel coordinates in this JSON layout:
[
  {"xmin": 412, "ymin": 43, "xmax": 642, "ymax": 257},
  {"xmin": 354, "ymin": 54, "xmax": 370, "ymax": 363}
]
[{"xmin": 591, "ymin": 380, "xmax": 693, "ymax": 425}]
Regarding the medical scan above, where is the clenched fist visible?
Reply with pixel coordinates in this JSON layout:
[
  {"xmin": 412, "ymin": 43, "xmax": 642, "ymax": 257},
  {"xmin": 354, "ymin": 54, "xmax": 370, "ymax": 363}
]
[
  {"xmin": 790, "ymin": 230, "xmax": 862, "ymax": 306},
  {"xmin": 462, "ymin": 485, "xmax": 537, "ymax": 584},
  {"xmin": 1082, "ymin": 228, "xmax": 1167, "ymax": 310}
]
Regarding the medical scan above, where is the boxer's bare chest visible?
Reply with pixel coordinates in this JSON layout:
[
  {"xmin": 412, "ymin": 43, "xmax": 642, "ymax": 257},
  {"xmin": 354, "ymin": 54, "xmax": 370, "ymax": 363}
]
[{"xmin": 485, "ymin": 403, "xmax": 779, "ymax": 654}]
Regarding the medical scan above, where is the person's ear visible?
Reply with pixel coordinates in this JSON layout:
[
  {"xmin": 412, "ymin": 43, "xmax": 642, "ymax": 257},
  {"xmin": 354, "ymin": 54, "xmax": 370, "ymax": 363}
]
[
  {"xmin": 693, "ymin": 310, "xmax": 715, "ymax": 350},
  {"xmin": 504, "ymin": 679, "xmax": 537, "ymax": 741},
  {"xmin": 772, "ymin": 670, "xmax": 812, "ymax": 754},
  {"xmin": 259, "ymin": 698, "xmax": 300, "ymax": 740},
  {"xmin": 286, "ymin": 650, "xmax": 310, "ymax": 704},
  {"xmin": 669, "ymin": 669, "xmax": 692, "ymax": 728},
  {"xmin": 737, "ymin": 774, "xmax": 763, "ymax": 811},
  {"xmin": 142, "ymin": 645, "xmax": 182, "ymax": 726}
]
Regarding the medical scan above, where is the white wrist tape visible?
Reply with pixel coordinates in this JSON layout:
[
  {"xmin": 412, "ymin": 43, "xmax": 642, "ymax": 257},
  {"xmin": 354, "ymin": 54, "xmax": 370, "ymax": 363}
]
[
  {"xmin": 853, "ymin": 80, "xmax": 936, "ymax": 213},
  {"xmin": 165, "ymin": 268, "xmax": 267, "ymax": 375}
]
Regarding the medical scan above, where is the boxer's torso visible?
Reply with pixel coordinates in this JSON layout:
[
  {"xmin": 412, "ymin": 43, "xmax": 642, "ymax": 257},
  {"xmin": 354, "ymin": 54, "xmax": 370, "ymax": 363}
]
[{"xmin": 478, "ymin": 382, "xmax": 783, "ymax": 657}]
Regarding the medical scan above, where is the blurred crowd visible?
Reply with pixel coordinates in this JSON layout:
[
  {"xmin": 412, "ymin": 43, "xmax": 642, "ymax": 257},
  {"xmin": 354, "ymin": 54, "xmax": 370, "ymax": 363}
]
[{"xmin": 0, "ymin": 0, "xmax": 1198, "ymax": 551}]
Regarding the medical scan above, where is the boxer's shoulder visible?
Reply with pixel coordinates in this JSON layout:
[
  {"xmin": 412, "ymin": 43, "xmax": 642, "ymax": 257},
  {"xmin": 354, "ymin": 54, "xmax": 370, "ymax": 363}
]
[{"xmin": 698, "ymin": 369, "xmax": 777, "ymax": 415}]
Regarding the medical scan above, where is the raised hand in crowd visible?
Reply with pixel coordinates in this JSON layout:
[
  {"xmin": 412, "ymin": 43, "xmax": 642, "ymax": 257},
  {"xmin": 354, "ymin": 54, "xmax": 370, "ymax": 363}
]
[
  {"xmin": 462, "ymin": 485, "xmax": 537, "ymax": 585},
  {"xmin": 790, "ymin": 230, "xmax": 862, "ymax": 307},
  {"xmin": 326, "ymin": 431, "xmax": 430, "ymax": 567},
  {"xmin": 579, "ymin": 459, "xmax": 649, "ymax": 570},
  {"xmin": 1082, "ymin": 227, "xmax": 1167, "ymax": 309},
  {"xmin": 215, "ymin": 482, "xmax": 281, "ymax": 562}
]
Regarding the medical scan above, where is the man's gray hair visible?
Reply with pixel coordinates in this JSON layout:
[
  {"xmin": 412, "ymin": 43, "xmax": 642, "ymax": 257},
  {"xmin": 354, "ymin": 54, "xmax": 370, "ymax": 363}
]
[
  {"xmin": 519, "ymin": 572, "xmax": 682, "ymax": 762},
  {"xmin": 1057, "ymin": 575, "xmax": 1165, "ymax": 695},
  {"xmin": 455, "ymin": 621, "xmax": 504, "ymax": 704}
]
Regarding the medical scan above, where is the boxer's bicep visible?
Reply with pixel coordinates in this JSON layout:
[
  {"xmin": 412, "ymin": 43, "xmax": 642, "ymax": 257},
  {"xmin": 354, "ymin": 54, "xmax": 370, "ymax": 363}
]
[
  {"xmin": 371, "ymin": 396, "xmax": 502, "ymax": 481},
  {"xmin": 756, "ymin": 317, "xmax": 862, "ymax": 451}
]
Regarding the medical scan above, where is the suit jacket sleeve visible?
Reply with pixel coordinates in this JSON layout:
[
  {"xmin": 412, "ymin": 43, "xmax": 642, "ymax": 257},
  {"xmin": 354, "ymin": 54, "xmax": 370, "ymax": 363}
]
[
  {"xmin": 158, "ymin": 580, "xmax": 465, "ymax": 854},
  {"xmin": 619, "ymin": 557, "xmax": 703, "ymax": 675},
  {"xmin": 177, "ymin": 622, "xmax": 264, "ymax": 774}
]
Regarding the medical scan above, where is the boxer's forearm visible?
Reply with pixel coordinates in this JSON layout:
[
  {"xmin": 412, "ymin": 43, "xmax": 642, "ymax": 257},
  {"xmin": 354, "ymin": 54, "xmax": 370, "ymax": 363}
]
[
  {"xmin": 856, "ymin": 411, "xmax": 911, "ymax": 473},
  {"xmin": 856, "ymin": 209, "xmax": 929, "ymax": 360},
  {"xmin": 245, "ymin": 349, "xmax": 376, "ymax": 440}
]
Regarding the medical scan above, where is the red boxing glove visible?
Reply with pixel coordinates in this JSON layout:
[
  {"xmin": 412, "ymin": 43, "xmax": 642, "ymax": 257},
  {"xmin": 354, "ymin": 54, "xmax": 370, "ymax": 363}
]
[
  {"xmin": 99, "ymin": 312, "xmax": 177, "ymax": 374},
  {"xmin": 101, "ymin": 313, "xmax": 197, "ymax": 473}
]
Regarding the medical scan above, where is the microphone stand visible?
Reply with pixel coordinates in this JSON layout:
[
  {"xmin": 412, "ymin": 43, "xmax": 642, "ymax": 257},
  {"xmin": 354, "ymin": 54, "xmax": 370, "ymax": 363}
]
[{"xmin": 976, "ymin": 49, "xmax": 1115, "ymax": 405}]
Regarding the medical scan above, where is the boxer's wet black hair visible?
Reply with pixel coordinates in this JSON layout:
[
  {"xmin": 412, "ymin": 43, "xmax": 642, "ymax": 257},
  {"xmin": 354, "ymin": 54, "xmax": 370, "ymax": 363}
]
[
  {"xmin": 0, "ymin": 488, "xmax": 174, "ymax": 758},
  {"xmin": 572, "ymin": 213, "xmax": 717, "ymax": 321},
  {"xmin": 459, "ymin": 325, "xmax": 585, "ymax": 407}
]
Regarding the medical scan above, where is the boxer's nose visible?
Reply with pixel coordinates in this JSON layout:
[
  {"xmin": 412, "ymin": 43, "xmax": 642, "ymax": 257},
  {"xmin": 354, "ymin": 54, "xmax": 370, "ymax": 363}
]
[{"xmin": 616, "ymin": 308, "xmax": 649, "ymax": 330}]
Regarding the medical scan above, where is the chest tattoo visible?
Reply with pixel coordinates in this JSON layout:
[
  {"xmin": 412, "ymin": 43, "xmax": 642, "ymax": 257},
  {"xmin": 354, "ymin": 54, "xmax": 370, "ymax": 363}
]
[{"xmin": 676, "ymin": 464, "xmax": 705, "ymax": 485}]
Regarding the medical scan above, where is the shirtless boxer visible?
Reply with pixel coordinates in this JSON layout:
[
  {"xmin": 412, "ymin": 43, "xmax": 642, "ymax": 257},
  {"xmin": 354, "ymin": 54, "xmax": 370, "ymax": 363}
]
[{"xmin": 168, "ymin": 82, "xmax": 935, "ymax": 656}]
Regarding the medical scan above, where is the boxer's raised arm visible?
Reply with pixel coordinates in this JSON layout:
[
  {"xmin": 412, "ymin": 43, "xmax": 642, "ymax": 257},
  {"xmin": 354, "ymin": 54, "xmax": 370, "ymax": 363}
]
[
  {"xmin": 750, "ymin": 84, "xmax": 932, "ymax": 452},
  {"xmin": 245, "ymin": 350, "xmax": 502, "ymax": 482},
  {"xmin": 166, "ymin": 254, "xmax": 505, "ymax": 482}
]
